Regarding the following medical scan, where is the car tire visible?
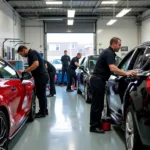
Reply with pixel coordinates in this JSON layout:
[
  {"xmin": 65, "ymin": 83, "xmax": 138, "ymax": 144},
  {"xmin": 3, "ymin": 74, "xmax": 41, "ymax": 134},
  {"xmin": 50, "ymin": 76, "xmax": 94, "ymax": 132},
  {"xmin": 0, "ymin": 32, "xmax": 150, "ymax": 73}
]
[
  {"xmin": 28, "ymin": 90, "xmax": 36, "ymax": 122},
  {"xmin": 84, "ymin": 83, "xmax": 92, "ymax": 103},
  {"xmin": 0, "ymin": 110, "xmax": 9, "ymax": 150},
  {"xmin": 125, "ymin": 105, "xmax": 142, "ymax": 150}
]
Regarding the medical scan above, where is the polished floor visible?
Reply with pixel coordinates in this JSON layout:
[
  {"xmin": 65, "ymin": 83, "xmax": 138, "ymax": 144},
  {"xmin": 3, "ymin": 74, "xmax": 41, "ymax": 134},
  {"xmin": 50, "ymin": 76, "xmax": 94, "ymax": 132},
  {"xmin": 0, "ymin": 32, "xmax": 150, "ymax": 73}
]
[{"xmin": 9, "ymin": 86, "xmax": 126, "ymax": 150}]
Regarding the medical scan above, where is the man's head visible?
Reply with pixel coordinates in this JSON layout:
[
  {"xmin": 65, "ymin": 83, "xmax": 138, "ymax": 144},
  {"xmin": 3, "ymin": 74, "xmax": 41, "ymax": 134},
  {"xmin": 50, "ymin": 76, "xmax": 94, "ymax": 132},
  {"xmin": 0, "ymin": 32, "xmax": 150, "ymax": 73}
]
[
  {"xmin": 110, "ymin": 37, "xmax": 121, "ymax": 52},
  {"xmin": 64, "ymin": 50, "xmax": 67, "ymax": 55},
  {"xmin": 77, "ymin": 53, "xmax": 82, "ymax": 59},
  {"xmin": 17, "ymin": 46, "xmax": 29, "ymax": 57}
]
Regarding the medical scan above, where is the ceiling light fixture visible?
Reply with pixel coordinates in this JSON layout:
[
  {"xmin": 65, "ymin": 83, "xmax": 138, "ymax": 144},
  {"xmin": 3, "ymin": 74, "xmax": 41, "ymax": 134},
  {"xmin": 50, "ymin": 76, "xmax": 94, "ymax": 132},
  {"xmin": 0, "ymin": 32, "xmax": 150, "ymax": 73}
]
[
  {"xmin": 67, "ymin": 19, "xmax": 74, "ymax": 25},
  {"xmin": 101, "ymin": 1, "xmax": 118, "ymax": 4},
  {"xmin": 67, "ymin": 9, "xmax": 75, "ymax": 18},
  {"xmin": 116, "ymin": 8, "xmax": 131, "ymax": 17},
  {"xmin": 46, "ymin": 1, "xmax": 63, "ymax": 5},
  {"xmin": 107, "ymin": 19, "xmax": 117, "ymax": 25},
  {"xmin": 106, "ymin": 4, "xmax": 117, "ymax": 25}
]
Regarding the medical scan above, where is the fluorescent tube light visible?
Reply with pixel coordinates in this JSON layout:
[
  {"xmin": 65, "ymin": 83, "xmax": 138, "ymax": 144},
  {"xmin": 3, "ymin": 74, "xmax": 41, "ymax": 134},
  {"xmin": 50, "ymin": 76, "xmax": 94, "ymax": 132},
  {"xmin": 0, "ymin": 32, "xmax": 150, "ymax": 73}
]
[
  {"xmin": 107, "ymin": 19, "xmax": 117, "ymax": 25},
  {"xmin": 67, "ymin": 19, "xmax": 74, "ymax": 25},
  {"xmin": 46, "ymin": 1, "xmax": 63, "ymax": 5},
  {"xmin": 116, "ymin": 8, "xmax": 132, "ymax": 17},
  {"xmin": 67, "ymin": 9, "xmax": 75, "ymax": 18},
  {"xmin": 101, "ymin": 1, "xmax": 118, "ymax": 4}
]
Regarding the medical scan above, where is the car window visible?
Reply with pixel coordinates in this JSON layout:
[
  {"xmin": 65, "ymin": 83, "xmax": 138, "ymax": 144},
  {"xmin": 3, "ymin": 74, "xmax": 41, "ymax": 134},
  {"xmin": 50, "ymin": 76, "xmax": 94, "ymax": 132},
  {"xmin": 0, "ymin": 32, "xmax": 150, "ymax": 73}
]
[
  {"xmin": 118, "ymin": 49, "xmax": 134, "ymax": 71},
  {"xmin": 115, "ymin": 56, "xmax": 122, "ymax": 66},
  {"xmin": 0, "ymin": 60, "xmax": 18, "ymax": 79},
  {"xmin": 133, "ymin": 48, "xmax": 145, "ymax": 69},
  {"xmin": 88, "ymin": 58, "xmax": 98, "ymax": 69},
  {"xmin": 138, "ymin": 47, "xmax": 150, "ymax": 71}
]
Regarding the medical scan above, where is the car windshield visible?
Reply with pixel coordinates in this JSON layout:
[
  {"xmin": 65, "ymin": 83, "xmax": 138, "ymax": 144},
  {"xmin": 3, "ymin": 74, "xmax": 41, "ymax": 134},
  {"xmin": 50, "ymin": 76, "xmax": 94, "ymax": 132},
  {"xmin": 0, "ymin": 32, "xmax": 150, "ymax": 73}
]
[
  {"xmin": 53, "ymin": 59, "xmax": 61, "ymax": 64},
  {"xmin": 88, "ymin": 56, "xmax": 99, "ymax": 70}
]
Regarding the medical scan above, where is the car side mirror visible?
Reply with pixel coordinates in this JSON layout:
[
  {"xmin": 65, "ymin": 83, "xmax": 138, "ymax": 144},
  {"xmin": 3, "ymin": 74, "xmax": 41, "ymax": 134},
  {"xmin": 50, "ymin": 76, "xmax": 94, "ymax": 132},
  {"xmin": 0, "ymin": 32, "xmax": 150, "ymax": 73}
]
[{"xmin": 21, "ymin": 72, "xmax": 32, "ymax": 81}]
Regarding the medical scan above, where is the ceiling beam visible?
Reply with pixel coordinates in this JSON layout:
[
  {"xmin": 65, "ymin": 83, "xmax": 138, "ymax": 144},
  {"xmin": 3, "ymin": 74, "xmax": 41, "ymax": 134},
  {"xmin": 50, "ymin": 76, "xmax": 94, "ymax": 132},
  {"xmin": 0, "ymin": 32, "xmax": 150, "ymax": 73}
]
[
  {"xmin": 15, "ymin": 6, "xmax": 150, "ymax": 10},
  {"xmin": 7, "ymin": 0, "xmax": 150, "ymax": 1}
]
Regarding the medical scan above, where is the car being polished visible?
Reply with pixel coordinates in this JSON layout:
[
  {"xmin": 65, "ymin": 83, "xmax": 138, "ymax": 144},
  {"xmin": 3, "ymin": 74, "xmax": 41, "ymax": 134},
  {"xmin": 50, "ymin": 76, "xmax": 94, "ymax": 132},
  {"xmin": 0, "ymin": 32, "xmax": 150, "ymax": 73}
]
[
  {"xmin": 0, "ymin": 58, "xmax": 36, "ymax": 150},
  {"xmin": 106, "ymin": 42, "xmax": 150, "ymax": 150}
]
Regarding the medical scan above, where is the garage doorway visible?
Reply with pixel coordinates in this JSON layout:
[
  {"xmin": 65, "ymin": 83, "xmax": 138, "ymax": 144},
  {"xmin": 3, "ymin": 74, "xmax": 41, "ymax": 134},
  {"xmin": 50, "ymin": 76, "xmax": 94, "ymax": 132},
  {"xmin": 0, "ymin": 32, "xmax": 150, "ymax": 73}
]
[{"xmin": 47, "ymin": 33, "xmax": 94, "ymax": 63}]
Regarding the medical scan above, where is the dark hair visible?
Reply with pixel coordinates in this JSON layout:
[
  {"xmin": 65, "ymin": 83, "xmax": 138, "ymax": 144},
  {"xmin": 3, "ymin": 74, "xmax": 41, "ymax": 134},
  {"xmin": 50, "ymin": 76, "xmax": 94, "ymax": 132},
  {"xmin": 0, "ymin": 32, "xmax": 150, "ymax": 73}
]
[
  {"xmin": 77, "ymin": 53, "xmax": 82, "ymax": 55},
  {"xmin": 17, "ymin": 45, "xmax": 27, "ymax": 53},
  {"xmin": 64, "ymin": 50, "xmax": 67, "ymax": 52},
  {"xmin": 110, "ymin": 37, "xmax": 121, "ymax": 45}
]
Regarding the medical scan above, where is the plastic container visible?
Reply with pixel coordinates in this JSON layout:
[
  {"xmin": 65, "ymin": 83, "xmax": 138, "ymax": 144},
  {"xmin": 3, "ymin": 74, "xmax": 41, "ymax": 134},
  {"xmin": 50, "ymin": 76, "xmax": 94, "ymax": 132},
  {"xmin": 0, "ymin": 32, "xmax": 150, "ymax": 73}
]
[{"xmin": 101, "ymin": 117, "xmax": 111, "ymax": 131}]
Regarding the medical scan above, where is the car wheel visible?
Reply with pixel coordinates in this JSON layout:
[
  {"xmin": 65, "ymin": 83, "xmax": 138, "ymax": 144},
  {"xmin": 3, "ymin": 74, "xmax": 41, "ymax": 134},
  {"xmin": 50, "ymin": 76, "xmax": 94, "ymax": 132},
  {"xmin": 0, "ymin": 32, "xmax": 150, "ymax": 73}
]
[
  {"xmin": 28, "ymin": 91, "xmax": 36, "ymax": 122},
  {"xmin": 125, "ymin": 106, "xmax": 142, "ymax": 150},
  {"xmin": 0, "ymin": 110, "xmax": 9, "ymax": 150},
  {"xmin": 84, "ymin": 83, "xmax": 91, "ymax": 103}
]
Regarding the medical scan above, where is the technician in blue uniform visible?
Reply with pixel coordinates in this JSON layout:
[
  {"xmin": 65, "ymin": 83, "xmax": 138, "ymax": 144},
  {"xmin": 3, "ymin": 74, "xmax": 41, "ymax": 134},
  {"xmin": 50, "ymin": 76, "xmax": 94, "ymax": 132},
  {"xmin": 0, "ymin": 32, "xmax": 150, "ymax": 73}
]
[
  {"xmin": 66, "ymin": 53, "xmax": 82, "ymax": 92},
  {"xmin": 90, "ymin": 37, "xmax": 137, "ymax": 133},
  {"xmin": 17, "ymin": 46, "xmax": 49, "ymax": 118}
]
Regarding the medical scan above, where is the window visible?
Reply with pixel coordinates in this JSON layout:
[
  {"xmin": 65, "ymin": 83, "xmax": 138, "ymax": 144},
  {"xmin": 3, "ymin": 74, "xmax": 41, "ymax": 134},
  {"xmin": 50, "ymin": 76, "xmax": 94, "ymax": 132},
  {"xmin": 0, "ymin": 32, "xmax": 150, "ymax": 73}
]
[
  {"xmin": 115, "ymin": 56, "xmax": 122, "ymax": 66},
  {"xmin": 133, "ymin": 47, "xmax": 150, "ymax": 71},
  {"xmin": 72, "ymin": 44, "xmax": 75, "ymax": 49},
  {"xmin": 133, "ymin": 48, "xmax": 145, "ymax": 69},
  {"xmin": 118, "ymin": 50, "xmax": 134, "ymax": 71},
  {"xmin": 49, "ymin": 44, "xmax": 60, "ymax": 51},
  {"xmin": 88, "ymin": 56, "xmax": 98, "ymax": 69},
  {"xmin": 0, "ymin": 60, "xmax": 18, "ymax": 79}
]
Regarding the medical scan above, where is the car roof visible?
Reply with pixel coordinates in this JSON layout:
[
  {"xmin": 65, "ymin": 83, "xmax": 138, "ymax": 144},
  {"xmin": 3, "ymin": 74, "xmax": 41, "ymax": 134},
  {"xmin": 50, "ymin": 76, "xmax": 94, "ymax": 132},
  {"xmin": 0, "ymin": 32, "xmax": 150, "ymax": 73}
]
[{"xmin": 139, "ymin": 41, "xmax": 150, "ymax": 47}]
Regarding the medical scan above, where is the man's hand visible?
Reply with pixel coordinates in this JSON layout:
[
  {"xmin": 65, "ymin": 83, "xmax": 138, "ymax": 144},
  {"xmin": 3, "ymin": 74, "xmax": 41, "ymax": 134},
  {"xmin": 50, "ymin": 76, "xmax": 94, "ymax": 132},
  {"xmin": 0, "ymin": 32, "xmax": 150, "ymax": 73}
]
[{"xmin": 126, "ymin": 70, "xmax": 137, "ymax": 76}]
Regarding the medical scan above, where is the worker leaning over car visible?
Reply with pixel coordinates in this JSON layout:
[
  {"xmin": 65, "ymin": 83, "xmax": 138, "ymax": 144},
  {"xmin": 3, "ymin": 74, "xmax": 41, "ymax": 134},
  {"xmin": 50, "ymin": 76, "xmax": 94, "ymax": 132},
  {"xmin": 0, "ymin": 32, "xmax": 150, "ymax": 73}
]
[
  {"xmin": 66, "ymin": 53, "xmax": 82, "ymax": 92},
  {"xmin": 89, "ymin": 37, "xmax": 137, "ymax": 133},
  {"xmin": 17, "ymin": 46, "xmax": 49, "ymax": 118}
]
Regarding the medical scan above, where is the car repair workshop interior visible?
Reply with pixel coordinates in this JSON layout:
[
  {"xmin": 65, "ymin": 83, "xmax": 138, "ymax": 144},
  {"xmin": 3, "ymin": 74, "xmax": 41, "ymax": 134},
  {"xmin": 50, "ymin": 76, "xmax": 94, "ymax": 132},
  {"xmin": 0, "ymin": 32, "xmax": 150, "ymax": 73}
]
[{"xmin": 0, "ymin": 0, "xmax": 150, "ymax": 150}]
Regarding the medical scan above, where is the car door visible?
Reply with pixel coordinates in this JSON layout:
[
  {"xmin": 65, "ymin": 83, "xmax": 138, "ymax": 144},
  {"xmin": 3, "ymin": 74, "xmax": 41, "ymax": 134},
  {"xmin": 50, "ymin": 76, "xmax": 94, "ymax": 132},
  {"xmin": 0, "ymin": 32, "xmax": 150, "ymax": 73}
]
[
  {"xmin": 107, "ymin": 50, "xmax": 135, "ymax": 118},
  {"xmin": 0, "ymin": 60, "xmax": 28, "ymax": 134}
]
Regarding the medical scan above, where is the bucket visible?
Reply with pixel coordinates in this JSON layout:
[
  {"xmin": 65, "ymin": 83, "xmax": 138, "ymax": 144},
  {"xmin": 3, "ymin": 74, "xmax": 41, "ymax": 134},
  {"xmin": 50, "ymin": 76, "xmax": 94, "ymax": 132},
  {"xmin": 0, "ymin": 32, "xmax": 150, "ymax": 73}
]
[{"xmin": 101, "ymin": 117, "xmax": 111, "ymax": 131}]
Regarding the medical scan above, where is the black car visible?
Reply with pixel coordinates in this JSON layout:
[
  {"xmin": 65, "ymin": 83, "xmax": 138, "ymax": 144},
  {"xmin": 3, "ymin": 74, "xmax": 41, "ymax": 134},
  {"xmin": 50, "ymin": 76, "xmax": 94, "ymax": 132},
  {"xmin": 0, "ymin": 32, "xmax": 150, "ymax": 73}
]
[
  {"xmin": 106, "ymin": 42, "xmax": 150, "ymax": 150},
  {"xmin": 77, "ymin": 55, "xmax": 99, "ymax": 103}
]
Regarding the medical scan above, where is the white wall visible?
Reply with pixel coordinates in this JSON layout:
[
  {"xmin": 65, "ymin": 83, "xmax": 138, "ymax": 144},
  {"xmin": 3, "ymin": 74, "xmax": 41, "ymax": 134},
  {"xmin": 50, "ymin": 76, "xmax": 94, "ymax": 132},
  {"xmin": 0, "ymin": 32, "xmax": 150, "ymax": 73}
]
[
  {"xmin": 96, "ymin": 18, "xmax": 138, "ymax": 58},
  {"xmin": 0, "ymin": 0, "xmax": 24, "ymax": 57},
  {"xmin": 141, "ymin": 10, "xmax": 150, "ymax": 43},
  {"xmin": 24, "ymin": 20, "xmax": 44, "ymax": 53}
]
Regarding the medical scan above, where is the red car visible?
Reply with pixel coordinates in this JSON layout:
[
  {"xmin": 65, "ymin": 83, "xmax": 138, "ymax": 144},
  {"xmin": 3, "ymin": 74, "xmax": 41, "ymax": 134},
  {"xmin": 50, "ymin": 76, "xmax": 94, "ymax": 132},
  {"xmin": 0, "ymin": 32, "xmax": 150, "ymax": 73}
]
[{"xmin": 0, "ymin": 58, "xmax": 36, "ymax": 150}]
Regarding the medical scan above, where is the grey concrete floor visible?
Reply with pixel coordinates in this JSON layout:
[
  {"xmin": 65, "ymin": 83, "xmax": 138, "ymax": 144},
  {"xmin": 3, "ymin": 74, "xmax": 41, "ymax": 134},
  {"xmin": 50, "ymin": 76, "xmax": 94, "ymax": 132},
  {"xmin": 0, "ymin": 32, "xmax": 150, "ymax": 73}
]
[{"xmin": 9, "ymin": 86, "xmax": 126, "ymax": 150}]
